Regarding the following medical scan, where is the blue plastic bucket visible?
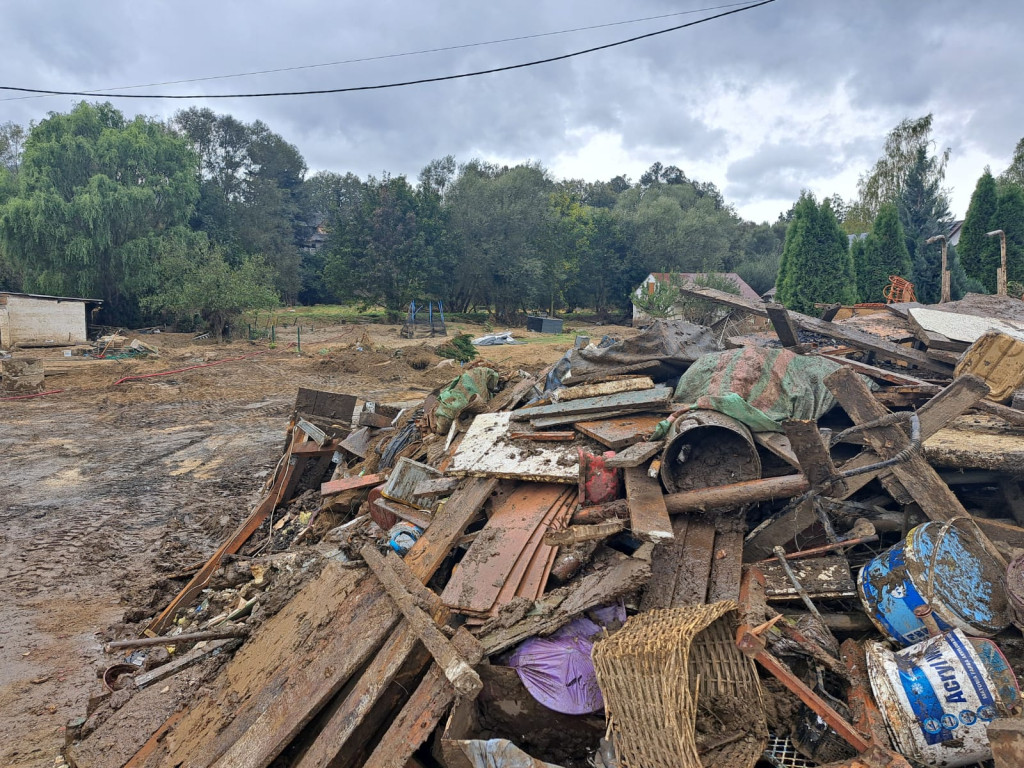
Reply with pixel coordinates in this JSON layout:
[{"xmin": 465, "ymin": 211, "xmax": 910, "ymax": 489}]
[
  {"xmin": 858, "ymin": 521, "xmax": 1009, "ymax": 646},
  {"xmin": 866, "ymin": 629, "xmax": 1020, "ymax": 767}
]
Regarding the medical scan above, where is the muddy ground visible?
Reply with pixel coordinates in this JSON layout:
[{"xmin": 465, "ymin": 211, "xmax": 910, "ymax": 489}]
[{"xmin": 0, "ymin": 321, "xmax": 631, "ymax": 767}]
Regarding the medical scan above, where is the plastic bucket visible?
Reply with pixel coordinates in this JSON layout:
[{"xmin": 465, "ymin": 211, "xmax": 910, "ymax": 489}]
[
  {"xmin": 857, "ymin": 520, "xmax": 1009, "ymax": 646},
  {"xmin": 866, "ymin": 629, "xmax": 1020, "ymax": 767}
]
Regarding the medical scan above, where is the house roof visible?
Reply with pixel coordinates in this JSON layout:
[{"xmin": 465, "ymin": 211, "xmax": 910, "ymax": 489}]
[
  {"xmin": 0, "ymin": 291, "xmax": 103, "ymax": 304},
  {"xmin": 648, "ymin": 272, "xmax": 762, "ymax": 302},
  {"xmin": 948, "ymin": 219, "xmax": 965, "ymax": 247}
]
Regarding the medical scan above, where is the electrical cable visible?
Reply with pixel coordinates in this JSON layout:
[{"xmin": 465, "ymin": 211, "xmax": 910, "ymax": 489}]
[
  {"xmin": 0, "ymin": 0, "xmax": 774, "ymax": 100},
  {"xmin": 1, "ymin": 1, "xmax": 757, "ymax": 102}
]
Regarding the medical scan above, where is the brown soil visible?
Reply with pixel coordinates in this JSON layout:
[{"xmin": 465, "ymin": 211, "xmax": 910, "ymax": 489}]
[{"xmin": 0, "ymin": 321, "xmax": 629, "ymax": 767}]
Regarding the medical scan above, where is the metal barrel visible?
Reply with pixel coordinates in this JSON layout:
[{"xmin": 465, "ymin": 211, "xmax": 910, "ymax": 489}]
[{"xmin": 659, "ymin": 409, "xmax": 761, "ymax": 493}]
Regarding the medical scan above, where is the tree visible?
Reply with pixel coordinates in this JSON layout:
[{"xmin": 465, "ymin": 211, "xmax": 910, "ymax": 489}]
[
  {"xmin": 899, "ymin": 145, "xmax": 968, "ymax": 303},
  {"xmin": 995, "ymin": 184, "xmax": 1024, "ymax": 286},
  {"xmin": 846, "ymin": 115, "xmax": 950, "ymax": 233},
  {"xmin": 172, "ymin": 108, "xmax": 307, "ymax": 303},
  {"xmin": 144, "ymin": 233, "xmax": 279, "ymax": 341},
  {"xmin": 776, "ymin": 193, "xmax": 857, "ymax": 313},
  {"xmin": 0, "ymin": 102, "xmax": 199, "ymax": 324},
  {"xmin": 0, "ymin": 121, "xmax": 26, "ymax": 175},
  {"xmin": 999, "ymin": 137, "xmax": 1024, "ymax": 190},
  {"xmin": 959, "ymin": 170, "xmax": 1001, "ymax": 292},
  {"xmin": 855, "ymin": 204, "xmax": 913, "ymax": 302}
]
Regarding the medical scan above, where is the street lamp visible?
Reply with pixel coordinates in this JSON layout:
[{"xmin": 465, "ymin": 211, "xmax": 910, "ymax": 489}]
[
  {"xmin": 925, "ymin": 234, "xmax": 950, "ymax": 303},
  {"xmin": 986, "ymin": 229, "xmax": 1007, "ymax": 296}
]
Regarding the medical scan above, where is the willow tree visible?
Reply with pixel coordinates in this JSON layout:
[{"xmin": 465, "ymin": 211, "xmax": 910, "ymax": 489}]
[{"xmin": 0, "ymin": 102, "xmax": 199, "ymax": 323}]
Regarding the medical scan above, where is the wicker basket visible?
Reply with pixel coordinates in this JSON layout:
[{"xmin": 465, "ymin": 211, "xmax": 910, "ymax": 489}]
[{"xmin": 592, "ymin": 602, "xmax": 767, "ymax": 768}]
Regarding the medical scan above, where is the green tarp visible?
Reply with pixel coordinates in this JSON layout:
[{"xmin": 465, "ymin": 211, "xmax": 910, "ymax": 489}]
[{"xmin": 433, "ymin": 366, "xmax": 499, "ymax": 434}]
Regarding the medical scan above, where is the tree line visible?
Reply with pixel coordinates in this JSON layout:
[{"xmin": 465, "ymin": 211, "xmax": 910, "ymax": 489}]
[{"xmin": 2, "ymin": 104, "xmax": 1023, "ymax": 336}]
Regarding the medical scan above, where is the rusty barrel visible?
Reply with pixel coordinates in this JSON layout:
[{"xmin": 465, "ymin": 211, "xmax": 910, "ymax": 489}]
[
  {"xmin": 857, "ymin": 520, "xmax": 1010, "ymax": 647},
  {"xmin": 659, "ymin": 410, "xmax": 761, "ymax": 493},
  {"xmin": 866, "ymin": 629, "xmax": 1020, "ymax": 767}
]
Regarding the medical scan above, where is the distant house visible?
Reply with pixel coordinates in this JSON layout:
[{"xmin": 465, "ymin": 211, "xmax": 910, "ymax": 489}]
[
  {"xmin": 632, "ymin": 272, "xmax": 760, "ymax": 323},
  {"xmin": 0, "ymin": 292, "xmax": 102, "ymax": 348}
]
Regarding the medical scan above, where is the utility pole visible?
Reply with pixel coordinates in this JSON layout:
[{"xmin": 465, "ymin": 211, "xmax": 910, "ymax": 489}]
[
  {"xmin": 925, "ymin": 234, "xmax": 951, "ymax": 303},
  {"xmin": 986, "ymin": 229, "xmax": 1008, "ymax": 296}
]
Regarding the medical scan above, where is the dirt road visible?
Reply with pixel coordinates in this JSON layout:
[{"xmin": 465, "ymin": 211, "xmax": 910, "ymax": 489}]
[{"xmin": 0, "ymin": 322, "xmax": 627, "ymax": 766}]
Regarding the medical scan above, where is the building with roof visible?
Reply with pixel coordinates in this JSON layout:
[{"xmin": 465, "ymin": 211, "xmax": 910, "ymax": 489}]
[{"xmin": 0, "ymin": 292, "xmax": 103, "ymax": 348}]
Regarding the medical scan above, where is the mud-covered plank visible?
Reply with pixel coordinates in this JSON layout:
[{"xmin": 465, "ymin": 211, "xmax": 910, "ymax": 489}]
[
  {"xmin": 605, "ymin": 441, "xmax": 662, "ymax": 468},
  {"xmin": 707, "ymin": 522, "xmax": 745, "ymax": 603},
  {"xmin": 766, "ymin": 303, "xmax": 801, "ymax": 348},
  {"xmin": 573, "ymin": 413, "xmax": 665, "ymax": 450},
  {"xmin": 362, "ymin": 629, "xmax": 484, "ymax": 768},
  {"xmin": 639, "ymin": 516, "xmax": 689, "ymax": 611},
  {"xmin": 624, "ymin": 466, "xmax": 673, "ymax": 543},
  {"xmin": 671, "ymin": 519, "xmax": 716, "ymax": 606},
  {"xmin": 322, "ymin": 472, "xmax": 386, "ymax": 496},
  {"xmin": 509, "ymin": 387, "xmax": 672, "ymax": 421}
]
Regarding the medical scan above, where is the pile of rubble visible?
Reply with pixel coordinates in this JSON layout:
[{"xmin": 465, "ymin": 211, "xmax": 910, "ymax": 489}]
[{"xmin": 67, "ymin": 290, "xmax": 1024, "ymax": 768}]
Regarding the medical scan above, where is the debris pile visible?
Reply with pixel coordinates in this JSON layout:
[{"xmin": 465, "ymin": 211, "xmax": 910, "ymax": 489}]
[{"xmin": 66, "ymin": 293, "xmax": 1024, "ymax": 768}]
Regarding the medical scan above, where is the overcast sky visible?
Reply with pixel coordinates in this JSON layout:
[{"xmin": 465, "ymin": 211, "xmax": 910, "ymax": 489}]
[{"xmin": 3, "ymin": 0, "xmax": 1023, "ymax": 222}]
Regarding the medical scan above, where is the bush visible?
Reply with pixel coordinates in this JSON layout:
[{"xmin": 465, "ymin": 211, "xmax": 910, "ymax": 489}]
[{"xmin": 436, "ymin": 334, "xmax": 478, "ymax": 363}]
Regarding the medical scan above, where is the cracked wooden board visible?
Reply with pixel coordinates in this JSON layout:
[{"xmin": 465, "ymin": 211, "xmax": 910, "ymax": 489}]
[{"xmin": 449, "ymin": 412, "xmax": 582, "ymax": 483}]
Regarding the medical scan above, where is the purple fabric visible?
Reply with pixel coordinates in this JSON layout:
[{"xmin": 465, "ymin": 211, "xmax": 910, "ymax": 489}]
[{"xmin": 507, "ymin": 616, "xmax": 605, "ymax": 715}]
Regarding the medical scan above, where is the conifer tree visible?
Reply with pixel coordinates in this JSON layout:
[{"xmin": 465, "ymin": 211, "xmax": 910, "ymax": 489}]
[
  {"xmin": 959, "ymin": 171, "xmax": 1000, "ymax": 291},
  {"xmin": 995, "ymin": 184, "xmax": 1024, "ymax": 286},
  {"xmin": 776, "ymin": 192, "xmax": 857, "ymax": 313},
  {"xmin": 855, "ymin": 203, "xmax": 912, "ymax": 302}
]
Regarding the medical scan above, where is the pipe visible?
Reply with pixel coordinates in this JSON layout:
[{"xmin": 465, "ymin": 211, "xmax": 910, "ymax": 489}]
[
  {"xmin": 111, "ymin": 349, "xmax": 274, "ymax": 385},
  {"xmin": 0, "ymin": 388, "xmax": 65, "ymax": 401}
]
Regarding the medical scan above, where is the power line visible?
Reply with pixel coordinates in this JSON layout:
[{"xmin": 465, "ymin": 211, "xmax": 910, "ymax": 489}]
[
  {"xmin": 0, "ymin": 1, "xmax": 774, "ymax": 101},
  {"xmin": 3, "ymin": 1, "xmax": 757, "ymax": 102}
]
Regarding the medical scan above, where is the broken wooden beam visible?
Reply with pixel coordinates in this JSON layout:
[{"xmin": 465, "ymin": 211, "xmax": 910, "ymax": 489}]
[
  {"xmin": 766, "ymin": 303, "xmax": 801, "ymax": 347},
  {"xmin": 678, "ymin": 286, "xmax": 954, "ymax": 374},
  {"xmin": 361, "ymin": 545, "xmax": 482, "ymax": 698},
  {"xmin": 624, "ymin": 465, "xmax": 673, "ymax": 543},
  {"xmin": 508, "ymin": 430, "xmax": 576, "ymax": 441},
  {"xmin": 362, "ymin": 628, "xmax": 484, "ymax": 768},
  {"xmin": 542, "ymin": 519, "xmax": 625, "ymax": 546},
  {"xmin": 573, "ymin": 413, "xmax": 666, "ymax": 449},
  {"xmin": 510, "ymin": 386, "xmax": 672, "ymax": 421},
  {"xmin": 321, "ymin": 472, "xmax": 386, "ymax": 497},
  {"xmin": 551, "ymin": 376, "xmax": 654, "ymax": 402},
  {"xmin": 605, "ymin": 441, "xmax": 662, "ymax": 468}
]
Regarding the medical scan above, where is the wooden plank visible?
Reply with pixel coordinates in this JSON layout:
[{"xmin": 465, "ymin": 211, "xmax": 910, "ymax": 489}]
[
  {"xmin": 403, "ymin": 478, "xmax": 497, "ymax": 582},
  {"xmin": 412, "ymin": 476, "xmax": 461, "ymax": 499},
  {"xmin": 479, "ymin": 555, "xmax": 650, "ymax": 655},
  {"xmin": 322, "ymin": 472, "xmax": 386, "ymax": 496},
  {"xmin": 678, "ymin": 286, "xmax": 954, "ymax": 374},
  {"xmin": 507, "ymin": 430, "xmax": 576, "ymax": 441},
  {"xmin": 624, "ymin": 466, "xmax": 673, "ymax": 543},
  {"xmin": 509, "ymin": 386, "xmax": 672, "ymax": 421},
  {"xmin": 761, "ymin": 555, "xmax": 856, "ymax": 599},
  {"xmin": 145, "ymin": 430, "xmax": 301, "ymax": 635},
  {"xmin": 753, "ymin": 432, "xmax": 801, "ymax": 469},
  {"xmin": 483, "ymin": 375, "xmax": 538, "ymax": 414},
  {"xmin": 552, "ymin": 376, "xmax": 654, "ymax": 402},
  {"xmin": 826, "ymin": 368, "xmax": 1016, "ymax": 551},
  {"xmin": 743, "ymin": 375, "xmax": 990, "ymax": 560},
  {"xmin": 766, "ymin": 303, "xmax": 801, "ymax": 347},
  {"xmin": 440, "ymin": 484, "xmax": 569, "ymax": 614},
  {"xmin": 532, "ymin": 409, "xmax": 635, "ymax": 429},
  {"xmin": 707, "ymin": 522, "xmax": 745, "ymax": 603},
  {"xmin": 359, "ymin": 411, "xmax": 395, "ymax": 428},
  {"xmin": 605, "ymin": 441, "xmax": 662, "ymax": 468},
  {"xmin": 373, "ymin": 497, "xmax": 433, "ymax": 529},
  {"xmin": 362, "ymin": 629, "xmax": 484, "ymax": 768},
  {"xmin": 449, "ymin": 412, "xmax": 580, "ymax": 483},
  {"xmin": 818, "ymin": 353, "xmax": 929, "ymax": 386},
  {"xmin": 639, "ymin": 516, "xmax": 689, "ymax": 611},
  {"xmin": 573, "ymin": 413, "xmax": 665, "ymax": 449},
  {"xmin": 362, "ymin": 547, "xmax": 482, "ymax": 697},
  {"xmin": 133, "ymin": 639, "xmax": 234, "ymax": 689},
  {"xmin": 783, "ymin": 419, "xmax": 846, "ymax": 495},
  {"xmin": 671, "ymin": 519, "xmax": 716, "ymax": 606}
]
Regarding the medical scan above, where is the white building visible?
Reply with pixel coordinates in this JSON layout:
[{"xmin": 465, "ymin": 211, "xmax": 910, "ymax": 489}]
[{"xmin": 0, "ymin": 292, "xmax": 102, "ymax": 348}]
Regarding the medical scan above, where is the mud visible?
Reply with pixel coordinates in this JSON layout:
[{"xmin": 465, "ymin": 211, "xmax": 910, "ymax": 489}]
[{"xmin": 0, "ymin": 323, "xmax": 621, "ymax": 766}]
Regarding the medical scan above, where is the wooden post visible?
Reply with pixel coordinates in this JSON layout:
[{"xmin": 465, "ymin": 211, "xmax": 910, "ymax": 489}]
[{"xmin": 940, "ymin": 239, "xmax": 951, "ymax": 303}]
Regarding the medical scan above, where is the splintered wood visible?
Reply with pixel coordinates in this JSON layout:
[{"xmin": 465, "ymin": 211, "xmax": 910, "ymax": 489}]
[
  {"xmin": 624, "ymin": 466, "xmax": 673, "ymax": 543},
  {"xmin": 440, "ymin": 482, "xmax": 576, "ymax": 618}
]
